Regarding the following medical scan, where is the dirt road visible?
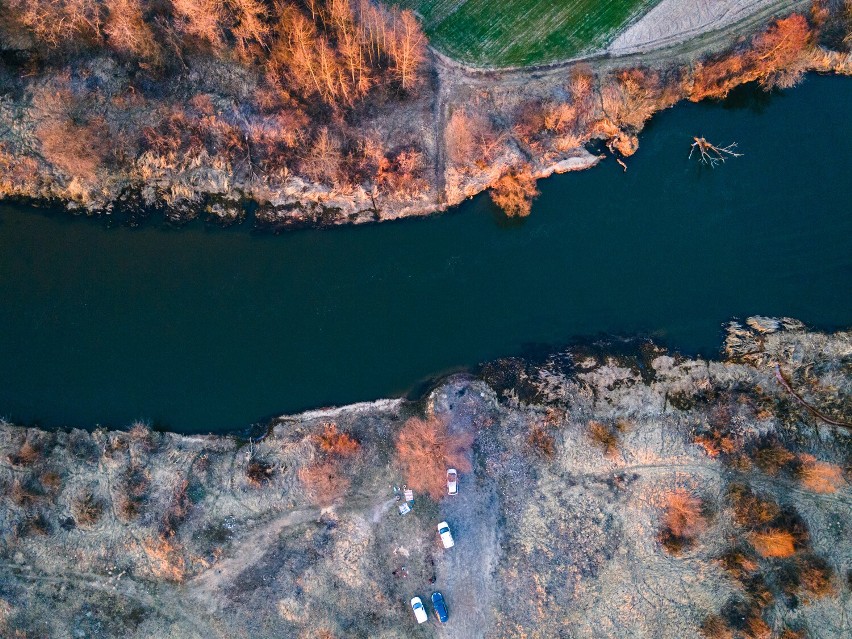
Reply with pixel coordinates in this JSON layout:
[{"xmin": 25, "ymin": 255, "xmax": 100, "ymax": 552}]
[{"xmin": 428, "ymin": 378, "xmax": 501, "ymax": 638}]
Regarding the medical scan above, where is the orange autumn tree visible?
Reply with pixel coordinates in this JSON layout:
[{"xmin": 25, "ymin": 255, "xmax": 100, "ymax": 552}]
[
  {"xmin": 299, "ymin": 422, "xmax": 361, "ymax": 507},
  {"xmin": 395, "ymin": 415, "xmax": 473, "ymax": 499}
]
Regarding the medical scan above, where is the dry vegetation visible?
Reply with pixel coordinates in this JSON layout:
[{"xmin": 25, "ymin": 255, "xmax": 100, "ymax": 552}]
[
  {"xmin": 0, "ymin": 3, "xmax": 850, "ymax": 221},
  {"xmin": 395, "ymin": 414, "xmax": 473, "ymax": 499},
  {"xmin": 0, "ymin": 326, "xmax": 849, "ymax": 638}
]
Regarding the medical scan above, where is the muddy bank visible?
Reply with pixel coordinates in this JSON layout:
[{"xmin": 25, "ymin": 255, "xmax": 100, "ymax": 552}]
[{"xmin": 0, "ymin": 317, "xmax": 849, "ymax": 637}]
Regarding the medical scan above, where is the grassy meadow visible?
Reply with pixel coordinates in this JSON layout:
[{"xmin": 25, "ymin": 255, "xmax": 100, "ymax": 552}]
[{"xmin": 395, "ymin": 0, "xmax": 660, "ymax": 67}]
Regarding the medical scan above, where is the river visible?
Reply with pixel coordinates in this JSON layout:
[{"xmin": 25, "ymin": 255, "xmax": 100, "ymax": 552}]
[{"xmin": 1, "ymin": 75, "xmax": 850, "ymax": 433}]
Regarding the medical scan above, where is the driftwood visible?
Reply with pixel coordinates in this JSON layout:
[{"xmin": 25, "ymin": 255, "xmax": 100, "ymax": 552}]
[
  {"xmin": 774, "ymin": 364, "xmax": 852, "ymax": 429},
  {"xmin": 689, "ymin": 137, "xmax": 742, "ymax": 167}
]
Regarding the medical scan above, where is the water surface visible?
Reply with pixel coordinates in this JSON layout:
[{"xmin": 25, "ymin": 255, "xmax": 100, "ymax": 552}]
[{"xmin": 1, "ymin": 76, "xmax": 850, "ymax": 432}]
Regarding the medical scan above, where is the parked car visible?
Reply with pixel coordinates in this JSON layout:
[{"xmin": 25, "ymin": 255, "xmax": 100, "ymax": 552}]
[
  {"xmin": 431, "ymin": 591, "xmax": 449, "ymax": 623},
  {"xmin": 447, "ymin": 468, "xmax": 458, "ymax": 495},
  {"xmin": 437, "ymin": 521, "xmax": 454, "ymax": 548},
  {"xmin": 410, "ymin": 597, "xmax": 428, "ymax": 624}
]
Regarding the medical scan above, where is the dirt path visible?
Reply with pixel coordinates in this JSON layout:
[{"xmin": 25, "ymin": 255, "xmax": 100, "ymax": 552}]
[{"xmin": 434, "ymin": 468, "xmax": 500, "ymax": 639}]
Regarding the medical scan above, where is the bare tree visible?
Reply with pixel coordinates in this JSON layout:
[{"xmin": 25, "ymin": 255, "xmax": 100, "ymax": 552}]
[{"xmin": 689, "ymin": 137, "xmax": 742, "ymax": 167}]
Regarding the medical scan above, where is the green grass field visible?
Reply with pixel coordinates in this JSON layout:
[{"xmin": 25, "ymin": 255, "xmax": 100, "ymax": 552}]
[{"xmin": 395, "ymin": 0, "xmax": 660, "ymax": 67}]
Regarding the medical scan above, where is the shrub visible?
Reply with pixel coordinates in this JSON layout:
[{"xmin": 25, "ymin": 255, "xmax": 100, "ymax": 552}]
[
  {"xmin": 160, "ymin": 479, "xmax": 191, "ymax": 538},
  {"xmin": 35, "ymin": 117, "xmax": 110, "ymax": 183},
  {"xmin": 729, "ymin": 484, "xmax": 780, "ymax": 528},
  {"xmin": 719, "ymin": 547, "xmax": 759, "ymax": 583},
  {"xmin": 659, "ymin": 489, "xmax": 707, "ymax": 554},
  {"xmin": 8, "ymin": 439, "xmax": 41, "ymax": 467},
  {"xmin": 72, "ymin": 490, "xmax": 104, "ymax": 527},
  {"xmin": 246, "ymin": 459, "xmax": 274, "ymax": 486},
  {"xmin": 526, "ymin": 425, "xmax": 555, "ymax": 459},
  {"xmin": 796, "ymin": 454, "xmax": 845, "ymax": 493},
  {"xmin": 395, "ymin": 415, "xmax": 473, "ymax": 500},
  {"xmin": 315, "ymin": 423, "xmax": 359, "ymax": 458},
  {"xmin": 298, "ymin": 460, "xmax": 351, "ymax": 507},
  {"xmin": 587, "ymin": 420, "xmax": 620, "ymax": 457},
  {"xmin": 699, "ymin": 614, "xmax": 733, "ymax": 639},
  {"xmin": 796, "ymin": 554, "xmax": 835, "ymax": 597},
  {"xmin": 751, "ymin": 438, "xmax": 796, "ymax": 475},
  {"xmin": 749, "ymin": 529, "xmax": 797, "ymax": 558},
  {"xmin": 39, "ymin": 471, "xmax": 62, "ymax": 493},
  {"xmin": 117, "ymin": 465, "xmax": 150, "ymax": 521},
  {"xmin": 490, "ymin": 166, "xmax": 539, "ymax": 218}
]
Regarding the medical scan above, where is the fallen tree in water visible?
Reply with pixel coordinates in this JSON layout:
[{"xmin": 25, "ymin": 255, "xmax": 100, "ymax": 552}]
[{"xmin": 689, "ymin": 137, "xmax": 743, "ymax": 166}]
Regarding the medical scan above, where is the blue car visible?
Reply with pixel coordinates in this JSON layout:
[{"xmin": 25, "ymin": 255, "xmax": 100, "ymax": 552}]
[{"xmin": 431, "ymin": 591, "xmax": 449, "ymax": 623}]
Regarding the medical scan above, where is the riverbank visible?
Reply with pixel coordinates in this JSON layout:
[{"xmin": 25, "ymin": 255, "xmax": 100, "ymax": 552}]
[
  {"xmin": 0, "ymin": 318, "xmax": 849, "ymax": 638},
  {"xmin": 1, "ymin": 4, "xmax": 851, "ymax": 227}
]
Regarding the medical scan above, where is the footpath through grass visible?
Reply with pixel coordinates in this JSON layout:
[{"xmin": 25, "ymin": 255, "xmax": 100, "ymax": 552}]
[{"xmin": 395, "ymin": 0, "xmax": 660, "ymax": 67}]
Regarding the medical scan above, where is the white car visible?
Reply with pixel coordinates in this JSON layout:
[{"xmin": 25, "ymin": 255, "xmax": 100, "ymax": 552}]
[
  {"xmin": 438, "ymin": 521, "xmax": 454, "ymax": 549},
  {"xmin": 411, "ymin": 597, "xmax": 428, "ymax": 624},
  {"xmin": 447, "ymin": 469, "xmax": 458, "ymax": 495}
]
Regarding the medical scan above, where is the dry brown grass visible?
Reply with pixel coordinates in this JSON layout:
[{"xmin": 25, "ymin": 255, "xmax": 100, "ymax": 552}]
[
  {"xmin": 298, "ymin": 460, "xmax": 351, "ymax": 507},
  {"xmin": 395, "ymin": 414, "xmax": 473, "ymax": 500},
  {"xmin": 796, "ymin": 454, "xmax": 845, "ymax": 493},
  {"xmin": 749, "ymin": 529, "xmax": 797, "ymax": 558},
  {"xmin": 141, "ymin": 536, "xmax": 186, "ymax": 583},
  {"xmin": 35, "ymin": 117, "xmax": 110, "ymax": 183}
]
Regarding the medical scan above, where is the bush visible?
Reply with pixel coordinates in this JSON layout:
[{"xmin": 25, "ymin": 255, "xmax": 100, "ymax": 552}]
[
  {"xmin": 587, "ymin": 420, "xmax": 621, "ymax": 457},
  {"xmin": 489, "ymin": 166, "xmax": 539, "ymax": 218},
  {"xmin": 246, "ymin": 459, "xmax": 274, "ymax": 486},
  {"xmin": 751, "ymin": 437, "xmax": 796, "ymax": 475},
  {"xmin": 728, "ymin": 484, "xmax": 780, "ymax": 528},
  {"xmin": 395, "ymin": 414, "xmax": 473, "ymax": 500},
  {"xmin": 116, "ymin": 465, "xmax": 150, "ymax": 521},
  {"xmin": 749, "ymin": 529, "xmax": 797, "ymax": 558},
  {"xmin": 72, "ymin": 490, "xmax": 104, "ymax": 527},
  {"xmin": 699, "ymin": 614, "xmax": 733, "ymax": 639},
  {"xmin": 659, "ymin": 489, "xmax": 706, "ymax": 554},
  {"xmin": 315, "ymin": 423, "xmax": 359, "ymax": 458},
  {"xmin": 526, "ymin": 424, "xmax": 555, "ymax": 459},
  {"xmin": 8, "ymin": 439, "xmax": 41, "ymax": 467},
  {"xmin": 796, "ymin": 454, "xmax": 845, "ymax": 493}
]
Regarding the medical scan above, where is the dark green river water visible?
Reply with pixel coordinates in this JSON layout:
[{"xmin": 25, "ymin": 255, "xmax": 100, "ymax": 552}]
[{"xmin": 1, "ymin": 76, "xmax": 850, "ymax": 433}]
